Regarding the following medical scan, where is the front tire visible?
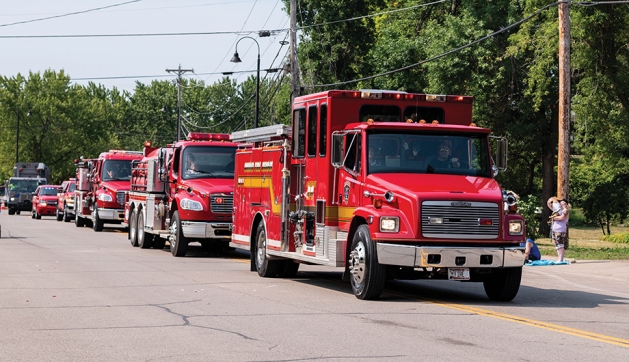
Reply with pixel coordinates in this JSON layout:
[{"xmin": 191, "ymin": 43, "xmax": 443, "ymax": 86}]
[
  {"xmin": 254, "ymin": 222, "xmax": 281, "ymax": 277},
  {"xmin": 56, "ymin": 207, "xmax": 63, "ymax": 221},
  {"xmin": 129, "ymin": 208, "xmax": 139, "ymax": 247},
  {"xmin": 483, "ymin": 267, "xmax": 522, "ymax": 301},
  {"xmin": 349, "ymin": 224, "xmax": 386, "ymax": 300},
  {"xmin": 170, "ymin": 211, "xmax": 188, "ymax": 257},
  {"xmin": 63, "ymin": 208, "xmax": 72, "ymax": 222},
  {"xmin": 138, "ymin": 211, "xmax": 154, "ymax": 249},
  {"xmin": 75, "ymin": 213, "xmax": 85, "ymax": 227},
  {"xmin": 92, "ymin": 207, "xmax": 104, "ymax": 232}
]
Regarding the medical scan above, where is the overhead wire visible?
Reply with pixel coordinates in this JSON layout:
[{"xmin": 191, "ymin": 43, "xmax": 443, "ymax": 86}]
[{"xmin": 0, "ymin": 0, "xmax": 142, "ymax": 28}]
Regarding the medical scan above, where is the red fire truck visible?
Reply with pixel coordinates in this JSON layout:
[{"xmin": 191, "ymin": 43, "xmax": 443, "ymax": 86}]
[
  {"xmin": 126, "ymin": 133, "xmax": 238, "ymax": 256},
  {"xmin": 74, "ymin": 150, "xmax": 144, "ymax": 231},
  {"xmin": 230, "ymin": 89, "xmax": 526, "ymax": 301}
]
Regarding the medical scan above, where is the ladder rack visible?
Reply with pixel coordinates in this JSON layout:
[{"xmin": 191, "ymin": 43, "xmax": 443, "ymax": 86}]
[{"xmin": 231, "ymin": 124, "xmax": 291, "ymax": 143}]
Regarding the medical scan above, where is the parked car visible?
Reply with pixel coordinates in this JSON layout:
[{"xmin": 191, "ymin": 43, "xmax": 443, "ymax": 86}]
[
  {"xmin": 56, "ymin": 178, "xmax": 77, "ymax": 222},
  {"xmin": 31, "ymin": 185, "xmax": 61, "ymax": 219}
]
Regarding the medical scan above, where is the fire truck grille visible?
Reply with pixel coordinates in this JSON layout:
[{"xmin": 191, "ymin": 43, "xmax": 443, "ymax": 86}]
[
  {"xmin": 48, "ymin": 200, "xmax": 57, "ymax": 206},
  {"xmin": 116, "ymin": 192, "xmax": 126, "ymax": 206},
  {"xmin": 421, "ymin": 201, "xmax": 499, "ymax": 239},
  {"xmin": 210, "ymin": 194, "xmax": 233, "ymax": 214}
]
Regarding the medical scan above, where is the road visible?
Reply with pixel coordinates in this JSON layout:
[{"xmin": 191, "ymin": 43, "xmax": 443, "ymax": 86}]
[{"xmin": 1, "ymin": 211, "xmax": 629, "ymax": 361}]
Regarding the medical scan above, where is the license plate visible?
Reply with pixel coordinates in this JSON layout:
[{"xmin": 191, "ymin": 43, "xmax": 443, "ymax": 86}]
[{"xmin": 448, "ymin": 268, "xmax": 470, "ymax": 280}]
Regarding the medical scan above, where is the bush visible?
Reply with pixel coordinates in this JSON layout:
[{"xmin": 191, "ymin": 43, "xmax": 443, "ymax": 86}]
[
  {"xmin": 518, "ymin": 194, "xmax": 542, "ymax": 239},
  {"xmin": 602, "ymin": 233, "xmax": 629, "ymax": 244},
  {"xmin": 568, "ymin": 208, "xmax": 588, "ymax": 227}
]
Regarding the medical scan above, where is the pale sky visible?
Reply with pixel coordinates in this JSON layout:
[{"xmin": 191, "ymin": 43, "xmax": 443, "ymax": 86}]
[{"xmin": 0, "ymin": 0, "xmax": 290, "ymax": 91}]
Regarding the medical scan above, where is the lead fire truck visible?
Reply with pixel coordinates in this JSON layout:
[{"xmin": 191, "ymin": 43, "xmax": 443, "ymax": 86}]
[
  {"xmin": 74, "ymin": 150, "xmax": 144, "ymax": 231},
  {"xmin": 126, "ymin": 133, "xmax": 238, "ymax": 256},
  {"xmin": 231, "ymin": 89, "xmax": 526, "ymax": 301}
]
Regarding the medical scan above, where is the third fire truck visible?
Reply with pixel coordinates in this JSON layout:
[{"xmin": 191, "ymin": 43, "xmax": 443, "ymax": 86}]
[
  {"xmin": 231, "ymin": 89, "xmax": 526, "ymax": 301},
  {"xmin": 74, "ymin": 150, "xmax": 144, "ymax": 231},
  {"xmin": 126, "ymin": 133, "xmax": 238, "ymax": 256}
]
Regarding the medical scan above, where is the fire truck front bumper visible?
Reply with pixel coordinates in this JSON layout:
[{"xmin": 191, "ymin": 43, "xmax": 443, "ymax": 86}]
[
  {"xmin": 97, "ymin": 208, "xmax": 125, "ymax": 221},
  {"xmin": 181, "ymin": 221, "xmax": 232, "ymax": 239},
  {"xmin": 376, "ymin": 244, "xmax": 525, "ymax": 268}
]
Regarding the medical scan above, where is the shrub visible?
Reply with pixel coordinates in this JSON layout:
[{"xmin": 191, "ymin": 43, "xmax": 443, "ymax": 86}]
[
  {"xmin": 602, "ymin": 233, "xmax": 629, "ymax": 244},
  {"xmin": 518, "ymin": 194, "xmax": 542, "ymax": 239}
]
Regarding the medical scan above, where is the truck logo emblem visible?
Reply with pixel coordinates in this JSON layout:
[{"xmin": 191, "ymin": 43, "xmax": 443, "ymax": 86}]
[{"xmin": 451, "ymin": 201, "xmax": 471, "ymax": 207}]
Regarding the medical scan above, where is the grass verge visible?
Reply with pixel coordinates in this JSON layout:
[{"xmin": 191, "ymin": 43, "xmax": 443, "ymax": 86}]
[{"xmin": 534, "ymin": 225, "xmax": 629, "ymax": 260}]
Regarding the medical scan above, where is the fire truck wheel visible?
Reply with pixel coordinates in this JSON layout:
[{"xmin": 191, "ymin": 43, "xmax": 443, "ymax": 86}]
[
  {"xmin": 31, "ymin": 210, "xmax": 36, "ymax": 219},
  {"xmin": 92, "ymin": 207, "xmax": 104, "ymax": 232},
  {"xmin": 483, "ymin": 267, "xmax": 522, "ymax": 302},
  {"xmin": 16, "ymin": 210, "xmax": 20, "ymax": 215},
  {"xmin": 349, "ymin": 225, "xmax": 386, "ymax": 300},
  {"xmin": 129, "ymin": 208, "xmax": 139, "ymax": 247},
  {"xmin": 75, "ymin": 214, "xmax": 85, "ymax": 227},
  {"xmin": 63, "ymin": 208, "xmax": 72, "ymax": 222},
  {"xmin": 170, "ymin": 211, "xmax": 188, "ymax": 257},
  {"xmin": 277, "ymin": 260, "xmax": 300, "ymax": 278},
  {"xmin": 8, "ymin": 209, "xmax": 16, "ymax": 215},
  {"xmin": 138, "ymin": 211, "xmax": 154, "ymax": 249},
  {"xmin": 254, "ymin": 222, "xmax": 282, "ymax": 277},
  {"xmin": 56, "ymin": 208, "xmax": 63, "ymax": 221}
]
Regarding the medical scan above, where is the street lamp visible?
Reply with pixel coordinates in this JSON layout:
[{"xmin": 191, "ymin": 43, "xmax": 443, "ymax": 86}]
[{"xmin": 231, "ymin": 36, "xmax": 260, "ymax": 129}]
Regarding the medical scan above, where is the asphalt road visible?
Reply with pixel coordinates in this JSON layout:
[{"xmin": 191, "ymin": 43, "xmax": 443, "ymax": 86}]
[{"xmin": 1, "ymin": 211, "xmax": 629, "ymax": 361}]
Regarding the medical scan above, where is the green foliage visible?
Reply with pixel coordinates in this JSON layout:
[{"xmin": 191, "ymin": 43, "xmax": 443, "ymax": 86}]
[
  {"xmin": 602, "ymin": 233, "xmax": 629, "ymax": 244},
  {"xmin": 518, "ymin": 194, "xmax": 542, "ymax": 239}
]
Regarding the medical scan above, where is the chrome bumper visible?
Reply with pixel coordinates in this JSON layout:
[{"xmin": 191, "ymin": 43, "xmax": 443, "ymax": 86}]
[
  {"xmin": 377, "ymin": 243, "xmax": 525, "ymax": 268},
  {"xmin": 97, "ymin": 208, "xmax": 125, "ymax": 221},
  {"xmin": 181, "ymin": 221, "xmax": 232, "ymax": 239}
]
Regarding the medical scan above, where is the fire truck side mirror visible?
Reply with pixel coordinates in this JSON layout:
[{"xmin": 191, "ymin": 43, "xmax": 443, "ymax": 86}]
[
  {"xmin": 331, "ymin": 134, "xmax": 344, "ymax": 168},
  {"xmin": 495, "ymin": 138, "xmax": 508, "ymax": 172}
]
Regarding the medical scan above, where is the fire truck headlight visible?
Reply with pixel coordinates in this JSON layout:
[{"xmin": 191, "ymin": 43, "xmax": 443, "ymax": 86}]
[
  {"xmin": 380, "ymin": 217, "xmax": 399, "ymax": 232},
  {"xmin": 10, "ymin": 197, "xmax": 15, "ymax": 201},
  {"xmin": 180, "ymin": 198, "xmax": 203, "ymax": 211},
  {"xmin": 98, "ymin": 194, "xmax": 113, "ymax": 202},
  {"xmin": 509, "ymin": 220, "xmax": 524, "ymax": 235},
  {"xmin": 39, "ymin": 200, "xmax": 47, "ymax": 206}
]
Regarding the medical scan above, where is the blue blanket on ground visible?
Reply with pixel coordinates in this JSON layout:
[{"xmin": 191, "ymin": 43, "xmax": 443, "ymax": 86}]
[{"xmin": 525, "ymin": 260, "xmax": 570, "ymax": 266}]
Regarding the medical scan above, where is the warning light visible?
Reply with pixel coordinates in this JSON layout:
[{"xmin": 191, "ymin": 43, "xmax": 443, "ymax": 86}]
[
  {"xmin": 432, "ymin": 120, "xmax": 439, "ymax": 124},
  {"xmin": 479, "ymin": 219, "xmax": 493, "ymax": 226},
  {"xmin": 367, "ymin": 119, "xmax": 375, "ymax": 124},
  {"xmin": 215, "ymin": 197, "xmax": 224, "ymax": 204},
  {"xmin": 188, "ymin": 132, "xmax": 231, "ymax": 141},
  {"xmin": 144, "ymin": 140, "xmax": 152, "ymax": 147}
]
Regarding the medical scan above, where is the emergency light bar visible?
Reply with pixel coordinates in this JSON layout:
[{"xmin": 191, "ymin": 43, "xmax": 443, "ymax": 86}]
[{"xmin": 187, "ymin": 132, "xmax": 231, "ymax": 141}]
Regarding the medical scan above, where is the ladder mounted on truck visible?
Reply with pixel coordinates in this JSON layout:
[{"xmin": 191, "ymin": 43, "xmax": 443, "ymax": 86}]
[{"xmin": 231, "ymin": 124, "xmax": 291, "ymax": 144}]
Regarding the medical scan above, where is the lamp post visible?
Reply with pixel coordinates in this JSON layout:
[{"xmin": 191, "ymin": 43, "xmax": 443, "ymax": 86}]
[{"xmin": 230, "ymin": 36, "xmax": 260, "ymax": 129}]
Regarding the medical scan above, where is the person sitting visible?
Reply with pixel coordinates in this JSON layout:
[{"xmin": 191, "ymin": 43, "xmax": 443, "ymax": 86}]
[
  {"xmin": 185, "ymin": 153, "xmax": 198, "ymax": 174},
  {"xmin": 427, "ymin": 141, "xmax": 460, "ymax": 169},
  {"xmin": 524, "ymin": 238, "xmax": 541, "ymax": 263},
  {"xmin": 105, "ymin": 166, "xmax": 118, "ymax": 179},
  {"xmin": 368, "ymin": 147, "xmax": 383, "ymax": 167}
]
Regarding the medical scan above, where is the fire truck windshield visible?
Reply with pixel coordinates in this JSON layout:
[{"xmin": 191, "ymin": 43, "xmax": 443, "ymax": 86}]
[
  {"xmin": 367, "ymin": 131, "xmax": 491, "ymax": 177},
  {"xmin": 182, "ymin": 146, "xmax": 237, "ymax": 180},
  {"xmin": 102, "ymin": 160, "xmax": 133, "ymax": 181},
  {"xmin": 8, "ymin": 179, "xmax": 41, "ymax": 193}
]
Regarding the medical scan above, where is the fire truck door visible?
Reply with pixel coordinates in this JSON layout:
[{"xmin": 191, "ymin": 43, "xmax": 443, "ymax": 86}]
[{"xmin": 338, "ymin": 133, "xmax": 363, "ymax": 216}]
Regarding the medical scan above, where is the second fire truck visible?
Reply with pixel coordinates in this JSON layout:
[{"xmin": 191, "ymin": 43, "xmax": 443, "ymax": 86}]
[
  {"xmin": 126, "ymin": 133, "xmax": 238, "ymax": 256},
  {"xmin": 231, "ymin": 89, "xmax": 526, "ymax": 301}
]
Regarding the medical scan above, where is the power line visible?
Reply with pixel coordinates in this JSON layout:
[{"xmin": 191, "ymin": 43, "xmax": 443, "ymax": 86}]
[
  {"xmin": 0, "ymin": 0, "xmax": 143, "ymax": 28},
  {"xmin": 0, "ymin": 29, "xmax": 286, "ymax": 39}
]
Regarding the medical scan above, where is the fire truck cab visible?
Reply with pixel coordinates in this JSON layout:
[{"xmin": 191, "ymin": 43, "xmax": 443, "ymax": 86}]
[
  {"xmin": 231, "ymin": 90, "xmax": 526, "ymax": 301},
  {"xmin": 126, "ymin": 133, "xmax": 238, "ymax": 257},
  {"xmin": 74, "ymin": 150, "xmax": 144, "ymax": 231}
]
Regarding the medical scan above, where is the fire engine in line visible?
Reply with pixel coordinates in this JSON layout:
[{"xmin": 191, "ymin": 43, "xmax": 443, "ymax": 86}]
[
  {"xmin": 74, "ymin": 150, "xmax": 144, "ymax": 231},
  {"xmin": 230, "ymin": 89, "xmax": 526, "ymax": 301},
  {"xmin": 126, "ymin": 133, "xmax": 238, "ymax": 256}
]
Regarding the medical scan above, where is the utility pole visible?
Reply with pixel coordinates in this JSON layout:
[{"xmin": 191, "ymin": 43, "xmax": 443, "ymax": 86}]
[
  {"xmin": 289, "ymin": 0, "xmax": 300, "ymax": 103},
  {"xmin": 15, "ymin": 111, "xmax": 20, "ymax": 164},
  {"xmin": 557, "ymin": 2, "xmax": 571, "ymax": 201},
  {"xmin": 166, "ymin": 65, "xmax": 193, "ymax": 141}
]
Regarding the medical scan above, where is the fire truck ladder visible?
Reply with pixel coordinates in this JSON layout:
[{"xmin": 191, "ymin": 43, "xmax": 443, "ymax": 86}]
[{"xmin": 231, "ymin": 124, "xmax": 291, "ymax": 144}]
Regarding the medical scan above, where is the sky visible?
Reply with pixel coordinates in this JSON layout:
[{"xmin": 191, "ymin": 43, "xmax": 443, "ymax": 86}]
[{"xmin": 0, "ymin": 0, "xmax": 291, "ymax": 92}]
